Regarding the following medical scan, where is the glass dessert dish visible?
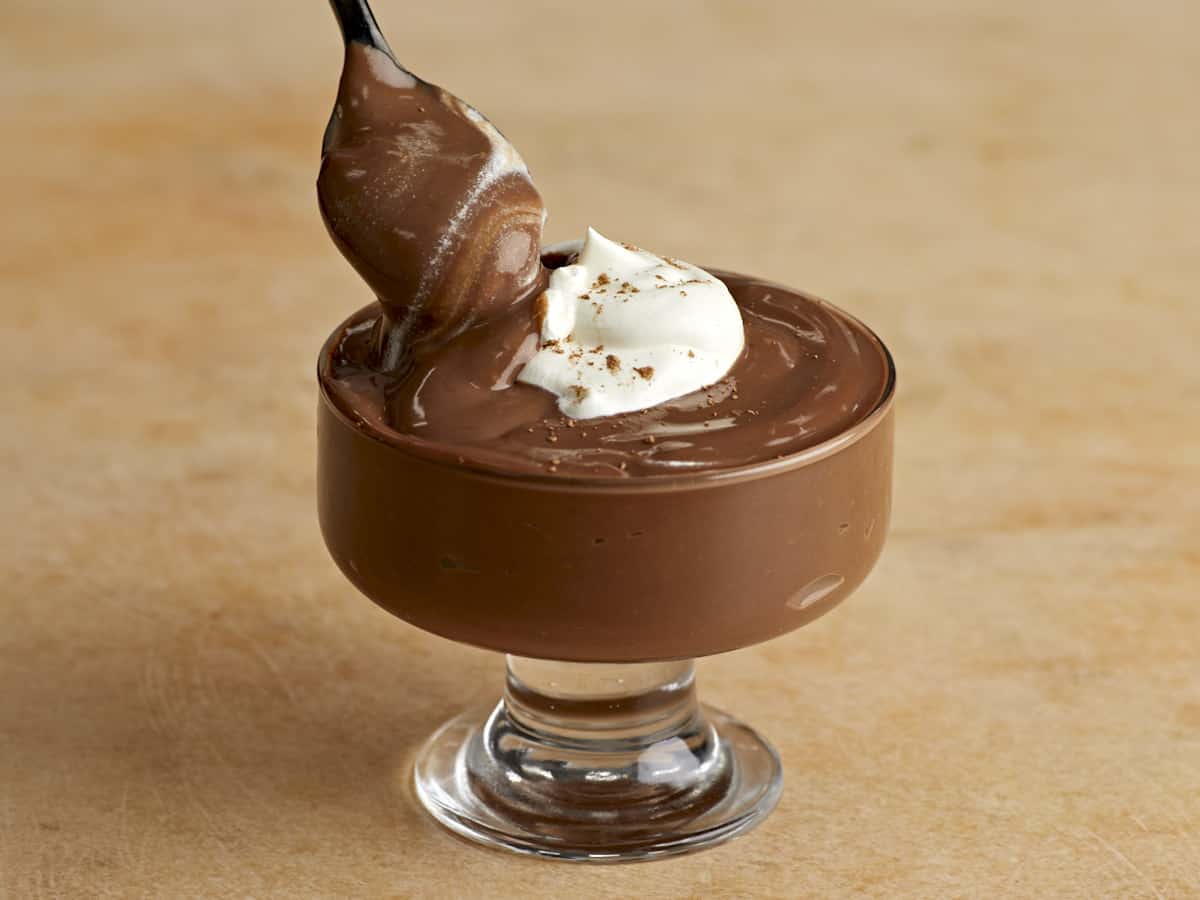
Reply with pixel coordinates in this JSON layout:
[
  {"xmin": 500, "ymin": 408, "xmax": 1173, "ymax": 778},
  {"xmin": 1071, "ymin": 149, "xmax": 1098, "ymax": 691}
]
[
  {"xmin": 317, "ymin": 292, "xmax": 896, "ymax": 861},
  {"xmin": 314, "ymin": 0, "xmax": 896, "ymax": 862}
]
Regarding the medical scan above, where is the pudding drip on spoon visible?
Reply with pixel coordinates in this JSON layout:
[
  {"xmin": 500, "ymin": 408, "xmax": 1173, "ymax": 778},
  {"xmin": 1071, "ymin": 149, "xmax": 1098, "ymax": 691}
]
[{"xmin": 319, "ymin": 40, "xmax": 548, "ymax": 371}]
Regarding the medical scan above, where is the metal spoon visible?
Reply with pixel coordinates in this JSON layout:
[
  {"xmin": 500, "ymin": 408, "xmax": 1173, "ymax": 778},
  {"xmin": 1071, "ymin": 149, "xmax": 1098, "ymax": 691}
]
[
  {"xmin": 328, "ymin": 0, "xmax": 395, "ymax": 59},
  {"xmin": 323, "ymin": 0, "xmax": 411, "ymax": 153}
]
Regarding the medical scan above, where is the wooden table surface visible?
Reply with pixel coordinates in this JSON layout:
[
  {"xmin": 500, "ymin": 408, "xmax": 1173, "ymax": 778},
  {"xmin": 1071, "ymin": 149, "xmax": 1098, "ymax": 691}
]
[{"xmin": 3, "ymin": 1, "xmax": 1198, "ymax": 897}]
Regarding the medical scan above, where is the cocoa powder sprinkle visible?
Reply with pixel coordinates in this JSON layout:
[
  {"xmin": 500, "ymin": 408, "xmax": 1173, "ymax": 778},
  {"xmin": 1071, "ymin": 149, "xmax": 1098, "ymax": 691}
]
[
  {"xmin": 606, "ymin": 354, "xmax": 621, "ymax": 373},
  {"xmin": 533, "ymin": 292, "xmax": 550, "ymax": 325},
  {"xmin": 634, "ymin": 366, "xmax": 655, "ymax": 380}
]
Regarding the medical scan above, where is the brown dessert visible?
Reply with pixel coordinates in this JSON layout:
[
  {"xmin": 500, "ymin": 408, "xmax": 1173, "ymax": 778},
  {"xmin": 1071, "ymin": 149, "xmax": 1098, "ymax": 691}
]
[
  {"xmin": 321, "ymin": 258, "xmax": 891, "ymax": 478},
  {"xmin": 318, "ymin": 367, "xmax": 893, "ymax": 661},
  {"xmin": 319, "ymin": 42, "xmax": 547, "ymax": 366},
  {"xmin": 315, "ymin": 24, "xmax": 895, "ymax": 662}
]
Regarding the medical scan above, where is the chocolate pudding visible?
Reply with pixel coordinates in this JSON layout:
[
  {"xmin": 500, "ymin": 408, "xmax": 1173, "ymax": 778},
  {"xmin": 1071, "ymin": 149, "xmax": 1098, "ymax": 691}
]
[
  {"xmin": 321, "ymin": 258, "xmax": 891, "ymax": 478},
  {"xmin": 319, "ymin": 42, "xmax": 547, "ymax": 367},
  {"xmin": 315, "ymin": 28, "xmax": 895, "ymax": 662}
]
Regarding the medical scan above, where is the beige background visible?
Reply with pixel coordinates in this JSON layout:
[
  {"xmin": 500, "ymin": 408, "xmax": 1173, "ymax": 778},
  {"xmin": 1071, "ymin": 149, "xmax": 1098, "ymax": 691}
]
[{"xmin": 3, "ymin": 1, "xmax": 1198, "ymax": 897}]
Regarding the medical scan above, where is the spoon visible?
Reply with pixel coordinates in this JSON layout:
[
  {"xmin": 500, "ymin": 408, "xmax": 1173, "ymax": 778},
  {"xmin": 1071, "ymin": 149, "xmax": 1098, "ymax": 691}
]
[
  {"xmin": 323, "ymin": 0, "xmax": 406, "ymax": 154},
  {"xmin": 328, "ymin": 0, "xmax": 395, "ymax": 59},
  {"xmin": 318, "ymin": 0, "xmax": 547, "ymax": 360}
]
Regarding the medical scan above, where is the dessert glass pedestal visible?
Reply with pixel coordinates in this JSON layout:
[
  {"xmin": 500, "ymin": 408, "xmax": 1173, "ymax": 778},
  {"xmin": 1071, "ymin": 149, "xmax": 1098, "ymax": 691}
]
[
  {"xmin": 413, "ymin": 657, "xmax": 782, "ymax": 861},
  {"xmin": 317, "ymin": 296, "xmax": 895, "ymax": 862}
]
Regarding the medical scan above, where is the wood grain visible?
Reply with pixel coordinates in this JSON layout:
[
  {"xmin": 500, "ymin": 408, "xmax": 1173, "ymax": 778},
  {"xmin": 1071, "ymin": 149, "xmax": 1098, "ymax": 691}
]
[{"xmin": 2, "ymin": 1, "xmax": 1198, "ymax": 897}]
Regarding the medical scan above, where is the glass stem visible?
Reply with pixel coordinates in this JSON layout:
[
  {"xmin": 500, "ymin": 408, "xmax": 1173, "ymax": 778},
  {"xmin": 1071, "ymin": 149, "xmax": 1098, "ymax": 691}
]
[{"xmin": 503, "ymin": 656, "xmax": 703, "ymax": 751}]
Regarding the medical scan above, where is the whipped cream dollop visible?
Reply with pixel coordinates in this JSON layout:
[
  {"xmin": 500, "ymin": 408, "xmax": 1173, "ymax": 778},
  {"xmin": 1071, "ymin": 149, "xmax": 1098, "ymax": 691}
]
[{"xmin": 516, "ymin": 229, "xmax": 745, "ymax": 419}]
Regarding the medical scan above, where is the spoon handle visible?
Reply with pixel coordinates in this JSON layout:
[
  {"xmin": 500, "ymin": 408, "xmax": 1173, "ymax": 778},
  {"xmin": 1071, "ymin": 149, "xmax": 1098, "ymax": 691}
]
[{"xmin": 328, "ymin": 0, "xmax": 394, "ymax": 56}]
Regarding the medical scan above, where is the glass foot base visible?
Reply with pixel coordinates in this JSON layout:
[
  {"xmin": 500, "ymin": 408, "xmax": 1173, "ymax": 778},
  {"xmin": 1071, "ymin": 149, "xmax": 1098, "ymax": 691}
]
[{"xmin": 412, "ymin": 658, "xmax": 783, "ymax": 862}]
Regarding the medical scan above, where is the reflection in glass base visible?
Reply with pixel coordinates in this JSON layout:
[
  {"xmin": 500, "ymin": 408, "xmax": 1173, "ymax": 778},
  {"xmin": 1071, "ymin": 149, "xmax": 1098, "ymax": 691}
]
[{"xmin": 413, "ymin": 657, "xmax": 783, "ymax": 862}]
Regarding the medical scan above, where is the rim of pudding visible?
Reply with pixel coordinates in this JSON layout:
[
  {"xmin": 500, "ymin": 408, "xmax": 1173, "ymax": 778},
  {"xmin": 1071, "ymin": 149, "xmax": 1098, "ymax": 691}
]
[{"xmin": 318, "ymin": 282, "xmax": 896, "ymax": 493}]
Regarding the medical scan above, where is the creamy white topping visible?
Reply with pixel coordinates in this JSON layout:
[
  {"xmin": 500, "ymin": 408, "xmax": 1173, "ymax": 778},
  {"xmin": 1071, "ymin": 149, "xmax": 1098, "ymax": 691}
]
[{"xmin": 517, "ymin": 229, "xmax": 745, "ymax": 419}]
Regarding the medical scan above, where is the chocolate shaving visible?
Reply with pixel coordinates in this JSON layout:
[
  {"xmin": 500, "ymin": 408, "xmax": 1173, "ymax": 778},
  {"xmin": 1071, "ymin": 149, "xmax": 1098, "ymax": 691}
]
[{"xmin": 533, "ymin": 293, "xmax": 550, "ymax": 327}]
